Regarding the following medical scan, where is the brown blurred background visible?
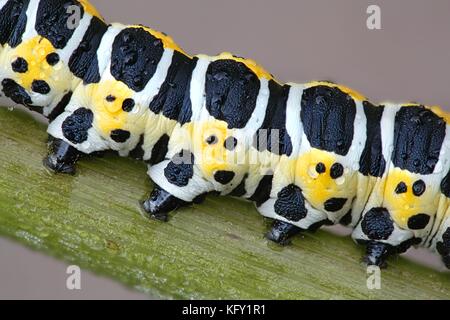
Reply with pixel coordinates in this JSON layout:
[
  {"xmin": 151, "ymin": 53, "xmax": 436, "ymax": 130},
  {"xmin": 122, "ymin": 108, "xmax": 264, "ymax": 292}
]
[
  {"xmin": 95, "ymin": 0, "xmax": 450, "ymax": 107},
  {"xmin": 1, "ymin": 0, "xmax": 449, "ymax": 299}
]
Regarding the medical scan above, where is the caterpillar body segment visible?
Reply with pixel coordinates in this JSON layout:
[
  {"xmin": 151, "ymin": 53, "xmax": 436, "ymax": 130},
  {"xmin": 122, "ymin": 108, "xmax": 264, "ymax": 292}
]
[
  {"xmin": 1, "ymin": 0, "xmax": 450, "ymax": 269},
  {"xmin": 0, "ymin": 0, "xmax": 106, "ymax": 118}
]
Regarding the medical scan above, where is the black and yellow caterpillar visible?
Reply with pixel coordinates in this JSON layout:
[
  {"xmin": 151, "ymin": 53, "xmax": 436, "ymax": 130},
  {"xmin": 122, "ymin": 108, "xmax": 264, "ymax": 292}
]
[{"xmin": 1, "ymin": 0, "xmax": 450, "ymax": 269}]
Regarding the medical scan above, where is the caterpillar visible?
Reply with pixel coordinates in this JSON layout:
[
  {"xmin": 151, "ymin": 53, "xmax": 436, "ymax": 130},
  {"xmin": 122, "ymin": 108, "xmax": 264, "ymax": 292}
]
[{"xmin": 1, "ymin": 0, "xmax": 450, "ymax": 270}]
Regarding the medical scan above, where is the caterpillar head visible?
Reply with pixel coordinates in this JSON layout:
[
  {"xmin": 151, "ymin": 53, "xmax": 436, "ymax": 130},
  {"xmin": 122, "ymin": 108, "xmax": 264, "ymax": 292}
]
[{"xmin": 0, "ymin": 36, "xmax": 74, "ymax": 113}]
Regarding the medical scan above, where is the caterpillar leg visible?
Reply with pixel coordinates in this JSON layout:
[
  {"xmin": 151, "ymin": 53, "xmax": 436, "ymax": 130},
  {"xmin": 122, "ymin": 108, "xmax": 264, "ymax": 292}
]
[
  {"xmin": 43, "ymin": 136, "xmax": 82, "ymax": 175},
  {"xmin": 352, "ymin": 207, "xmax": 417, "ymax": 267},
  {"xmin": 46, "ymin": 105, "xmax": 111, "ymax": 173},
  {"xmin": 265, "ymin": 220, "xmax": 303, "ymax": 245},
  {"xmin": 362, "ymin": 241, "xmax": 393, "ymax": 268},
  {"xmin": 144, "ymin": 148, "xmax": 213, "ymax": 220},
  {"xmin": 142, "ymin": 185, "xmax": 208, "ymax": 221},
  {"xmin": 361, "ymin": 238, "xmax": 421, "ymax": 268},
  {"xmin": 256, "ymin": 180, "xmax": 332, "ymax": 245},
  {"xmin": 141, "ymin": 185, "xmax": 190, "ymax": 221}
]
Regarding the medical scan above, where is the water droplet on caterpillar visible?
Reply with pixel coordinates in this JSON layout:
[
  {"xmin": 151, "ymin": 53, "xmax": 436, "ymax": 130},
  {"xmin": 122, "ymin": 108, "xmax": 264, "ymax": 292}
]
[
  {"xmin": 335, "ymin": 177, "xmax": 346, "ymax": 185},
  {"xmin": 124, "ymin": 52, "xmax": 137, "ymax": 65},
  {"xmin": 130, "ymin": 104, "xmax": 141, "ymax": 114},
  {"xmin": 133, "ymin": 76, "xmax": 143, "ymax": 87},
  {"xmin": 213, "ymin": 71, "xmax": 229, "ymax": 81},
  {"xmin": 307, "ymin": 165, "xmax": 318, "ymax": 179}
]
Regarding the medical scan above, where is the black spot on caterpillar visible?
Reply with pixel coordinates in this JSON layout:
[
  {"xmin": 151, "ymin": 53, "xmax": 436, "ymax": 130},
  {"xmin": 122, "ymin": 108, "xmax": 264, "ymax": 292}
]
[
  {"xmin": 11, "ymin": 57, "xmax": 28, "ymax": 73},
  {"xmin": 205, "ymin": 59, "xmax": 260, "ymax": 129},
  {"xmin": 361, "ymin": 208, "xmax": 395, "ymax": 241},
  {"xmin": 31, "ymin": 79, "xmax": 51, "ymax": 94},
  {"xmin": 111, "ymin": 27, "xmax": 164, "ymax": 92},
  {"xmin": 0, "ymin": 0, "xmax": 449, "ymax": 270},
  {"xmin": 1, "ymin": 78, "xmax": 33, "ymax": 107},
  {"xmin": 301, "ymin": 85, "xmax": 356, "ymax": 156},
  {"xmin": 164, "ymin": 150, "xmax": 194, "ymax": 187},
  {"xmin": 407, "ymin": 213, "xmax": 431, "ymax": 230},
  {"xmin": 214, "ymin": 170, "xmax": 235, "ymax": 185},
  {"xmin": 392, "ymin": 106, "xmax": 446, "ymax": 175},
  {"xmin": 36, "ymin": 0, "xmax": 84, "ymax": 49},
  {"xmin": 274, "ymin": 184, "xmax": 307, "ymax": 222},
  {"xmin": 62, "ymin": 108, "xmax": 94, "ymax": 144},
  {"xmin": 110, "ymin": 129, "xmax": 131, "ymax": 143},
  {"xmin": 324, "ymin": 198, "xmax": 347, "ymax": 212}
]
